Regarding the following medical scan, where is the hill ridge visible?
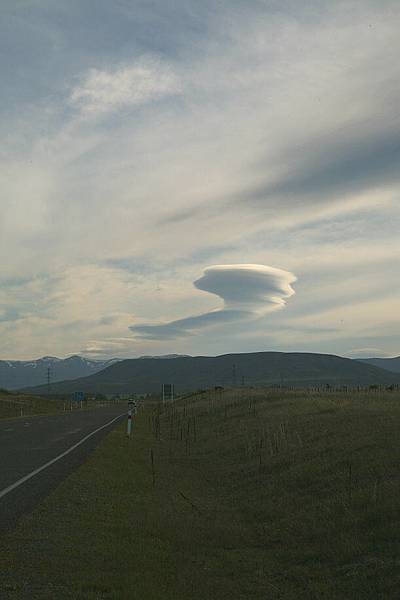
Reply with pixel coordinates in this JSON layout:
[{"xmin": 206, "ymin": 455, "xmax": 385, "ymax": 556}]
[
  {"xmin": 23, "ymin": 351, "xmax": 400, "ymax": 395},
  {"xmin": 358, "ymin": 356, "xmax": 400, "ymax": 374}
]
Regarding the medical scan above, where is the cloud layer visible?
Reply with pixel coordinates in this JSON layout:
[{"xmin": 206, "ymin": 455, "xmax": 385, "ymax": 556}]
[
  {"xmin": 131, "ymin": 264, "xmax": 296, "ymax": 339},
  {"xmin": 0, "ymin": 1, "xmax": 399, "ymax": 358}
]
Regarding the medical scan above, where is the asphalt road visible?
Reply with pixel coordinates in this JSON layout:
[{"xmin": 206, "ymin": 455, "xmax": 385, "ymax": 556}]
[{"xmin": 0, "ymin": 405, "xmax": 126, "ymax": 533}]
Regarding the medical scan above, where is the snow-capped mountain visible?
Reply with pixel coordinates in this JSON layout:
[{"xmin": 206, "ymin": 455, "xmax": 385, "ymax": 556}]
[{"xmin": 0, "ymin": 355, "xmax": 120, "ymax": 390}]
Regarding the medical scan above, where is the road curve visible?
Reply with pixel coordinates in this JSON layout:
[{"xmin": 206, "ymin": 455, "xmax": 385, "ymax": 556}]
[{"xmin": 0, "ymin": 406, "xmax": 125, "ymax": 532}]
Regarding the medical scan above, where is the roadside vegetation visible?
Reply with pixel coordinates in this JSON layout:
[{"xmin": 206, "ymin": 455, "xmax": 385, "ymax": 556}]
[
  {"xmin": 0, "ymin": 390, "xmax": 66, "ymax": 419},
  {"xmin": 0, "ymin": 389, "xmax": 119, "ymax": 420},
  {"xmin": 1, "ymin": 388, "xmax": 399, "ymax": 599}
]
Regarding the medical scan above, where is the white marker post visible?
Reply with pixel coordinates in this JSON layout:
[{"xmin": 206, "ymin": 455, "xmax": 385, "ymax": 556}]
[
  {"xmin": 127, "ymin": 400, "xmax": 134, "ymax": 437},
  {"xmin": 162, "ymin": 384, "xmax": 174, "ymax": 404}
]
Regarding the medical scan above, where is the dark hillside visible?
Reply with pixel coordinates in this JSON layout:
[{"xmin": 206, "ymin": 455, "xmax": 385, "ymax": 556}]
[
  {"xmin": 359, "ymin": 356, "xmax": 400, "ymax": 373},
  {"xmin": 24, "ymin": 351, "xmax": 400, "ymax": 395}
]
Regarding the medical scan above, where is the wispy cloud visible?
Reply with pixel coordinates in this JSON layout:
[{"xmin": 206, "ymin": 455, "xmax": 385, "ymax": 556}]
[
  {"xmin": 70, "ymin": 57, "xmax": 180, "ymax": 117},
  {"xmin": 242, "ymin": 126, "xmax": 400, "ymax": 211}
]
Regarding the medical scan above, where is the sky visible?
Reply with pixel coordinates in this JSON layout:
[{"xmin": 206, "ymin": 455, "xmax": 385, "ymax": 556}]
[{"xmin": 1, "ymin": 0, "xmax": 399, "ymax": 360}]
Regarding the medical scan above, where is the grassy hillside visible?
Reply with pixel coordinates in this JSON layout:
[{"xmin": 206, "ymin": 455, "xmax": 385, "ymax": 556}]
[
  {"xmin": 24, "ymin": 351, "xmax": 400, "ymax": 395},
  {"xmin": 1, "ymin": 387, "xmax": 399, "ymax": 599},
  {"xmin": 0, "ymin": 390, "xmax": 65, "ymax": 419}
]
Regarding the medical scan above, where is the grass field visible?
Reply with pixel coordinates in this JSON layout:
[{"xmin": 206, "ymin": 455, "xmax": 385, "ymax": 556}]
[
  {"xmin": 1, "ymin": 388, "xmax": 399, "ymax": 599},
  {"xmin": 0, "ymin": 390, "xmax": 119, "ymax": 420},
  {"xmin": 0, "ymin": 390, "xmax": 66, "ymax": 419}
]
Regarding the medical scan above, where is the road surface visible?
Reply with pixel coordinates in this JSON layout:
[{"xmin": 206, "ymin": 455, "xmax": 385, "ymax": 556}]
[{"xmin": 0, "ymin": 406, "xmax": 125, "ymax": 532}]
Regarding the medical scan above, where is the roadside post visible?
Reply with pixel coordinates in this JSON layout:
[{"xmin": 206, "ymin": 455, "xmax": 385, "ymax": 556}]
[{"xmin": 127, "ymin": 399, "xmax": 134, "ymax": 437}]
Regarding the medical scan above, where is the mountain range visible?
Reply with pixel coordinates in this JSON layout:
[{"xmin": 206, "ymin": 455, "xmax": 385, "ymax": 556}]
[
  {"xmin": 0, "ymin": 355, "xmax": 119, "ymax": 390},
  {"xmin": 22, "ymin": 352, "xmax": 400, "ymax": 396}
]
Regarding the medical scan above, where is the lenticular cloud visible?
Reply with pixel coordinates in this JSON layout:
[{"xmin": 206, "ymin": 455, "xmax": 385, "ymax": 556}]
[
  {"xmin": 194, "ymin": 264, "xmax": 296, "ymax": 312},
  {"xmin": 130, "ymin": 264, "xmax": 296, "ymax": 339}
]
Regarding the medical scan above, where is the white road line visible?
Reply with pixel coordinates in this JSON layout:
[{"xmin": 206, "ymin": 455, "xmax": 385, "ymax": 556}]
[{"xmin": 0, "ymin": 413, "xmax": 125, "ymax": 500}]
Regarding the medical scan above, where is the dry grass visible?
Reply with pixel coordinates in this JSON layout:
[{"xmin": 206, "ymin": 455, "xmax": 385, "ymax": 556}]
[
  {"xmin": 1, "ymin": 388, "xmax": 399, "ymax": 599},
  {"xmin": 0, "ymin": 391, "xmax": 65, "ymax": 419},
  {"xmin": 0, "ymin": 390, "xmax": 119, "ymax": 420}
]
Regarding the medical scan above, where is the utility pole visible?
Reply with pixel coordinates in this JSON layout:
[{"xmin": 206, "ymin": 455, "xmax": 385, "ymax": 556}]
[
  {"xmin": 232, "ymin": 364, "xmax": 236, "ymax": 388},
  {"xmin": 47, "ymin": 367, "xmax": 51, "ymax": 395}
]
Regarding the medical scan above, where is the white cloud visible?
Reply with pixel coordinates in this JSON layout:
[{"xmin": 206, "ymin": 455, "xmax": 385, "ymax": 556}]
[
  {"xmin": 195, "ymin": 264, "xmax": 296, "ymax": 311},
  {"xmin": 131, "ymin": 264, "xmax": 296, "ymax": 339},
  {"xmin": 70, "ymin": 57, "xmax": 180, "ymax": 116}
]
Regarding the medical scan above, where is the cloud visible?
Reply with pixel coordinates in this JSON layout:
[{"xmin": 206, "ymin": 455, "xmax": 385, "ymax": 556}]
[
  {"xmin": 1, "ymin": 2, "xmax": 400, "ymax": 359},
  {"xmin": 194, "ymin": 264, "xmax": 296, "ymax": 309},
  {"xmin": 132, "ymin": 309, "xmax": 249, "ymax": 340},
  {"xmin": 345, "ymin": 347, "xmax": 392, "ymax": 358},
  {"xmin": 80, "ymin": 337, "xmax": 137, "ymax": 358},
  {"xmin": 130, "ymin": 264, "xmax": 296, "ymax": 339},
  {"xmin": 70, "ymin": 56, "xmax": 180, "ymax": 116},
  {"xmin": 240, "ymin": 126, "xmax": 400, "ymax": 211}
]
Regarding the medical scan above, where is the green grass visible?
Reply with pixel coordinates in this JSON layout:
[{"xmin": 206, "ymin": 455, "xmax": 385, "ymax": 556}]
[
  {"xmin": 1, "ymin": 388, "xmax": 400, "ymax": 599},
  {"xmin": 0, "ymin": 391, "xmax": 66, "ymax": 419},
  {"xmin": 0, "ymin": 390, "xmax": 120, "ymax": 420}
]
